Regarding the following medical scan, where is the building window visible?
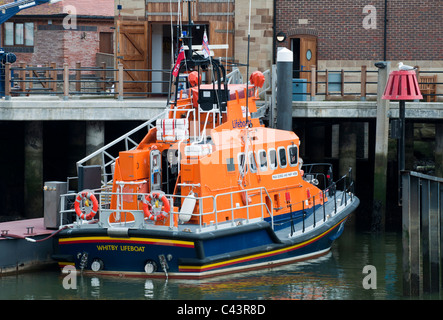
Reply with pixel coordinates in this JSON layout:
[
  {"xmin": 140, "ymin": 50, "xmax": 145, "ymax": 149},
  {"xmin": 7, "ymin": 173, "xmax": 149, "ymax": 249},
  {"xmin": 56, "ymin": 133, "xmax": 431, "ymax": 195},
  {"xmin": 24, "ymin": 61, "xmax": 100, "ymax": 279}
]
[
  {"xmin": 4, "ymin": 23, "xmax": 13, "ymax": 46},
  {"xmin": 4, "ymin": 22, "xmax": 34, "ymax": 46}
]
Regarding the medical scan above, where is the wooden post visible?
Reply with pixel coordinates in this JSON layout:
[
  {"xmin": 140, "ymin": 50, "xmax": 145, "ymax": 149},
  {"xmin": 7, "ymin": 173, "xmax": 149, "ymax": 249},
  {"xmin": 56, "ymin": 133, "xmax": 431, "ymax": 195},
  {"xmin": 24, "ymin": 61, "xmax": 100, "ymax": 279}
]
[
  {"xmin": 50, "ymin": 62, "xmax": 57, "ymax": 92},
  {"xmin": 28, "ymin": 65, "xmax": 33, "ymax": 91},
  {"xmin": 325, "ymin": 69, "xmax": 329, "ymax": 99},
  {"xmin": 75, "ymin": 62, "xmax": 81, "ymax": 93},
  {"xmin": 19, "ymin": 62, "xmax": 26, "ymax": 92},
  {"xmin": 340, "ymin": 69, "xmax": 344, "ymax": 97},
  {"xmin": 101, "ymin": 62, "xmax": 106, "ymax": 92},
  {"xmin": 63, "ymin": 63, "xmax": 69, "ymax": 100},
  {"xmin": 402, "ymin": 172, "xmax": 421, "ymax": 296},
  {"xmin": 310, "ymin": 65, "xmax": 316, "ymax": 101},
  {"xmin": 402, "ymin": 171, "xmax": 443, "ymax": 296},
  {"xmin": 118, "ymin": 63, "xmax": 124, "ymax": 100},
  {"xmin": 428, "ymin": 180, "xmax": 440, "ymax": 293},
  {"xmin": 421, "ymin": 179, "xmax": 440, "ymax": 293},
  {"xmin": 360, "ymin": 65, "xmax": 367, "ymax": 101},
  {"xmin": 436, "ymin": 124, "xmax": 443, "ymax": 177},
  {"xmin": 45, "ymin": 63, "xmax": 50, "ymax": 89},
  {"xmin": 4, "ymin": 62, "xmax": 11, "ymax": 100},
  {"xmin": 421, "ymin": 179, "xmax": 430, "ymax": 293}
]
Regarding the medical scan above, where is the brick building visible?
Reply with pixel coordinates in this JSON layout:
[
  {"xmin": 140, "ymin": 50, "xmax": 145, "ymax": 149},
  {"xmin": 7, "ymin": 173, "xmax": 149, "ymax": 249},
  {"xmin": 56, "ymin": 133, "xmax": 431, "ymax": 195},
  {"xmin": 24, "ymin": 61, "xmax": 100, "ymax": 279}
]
[
  {"xmin": 275, "ymin": 0, "xmax": 443, "ymax": 84},
  {"xmin": 0, "ymin": 0, "xmax": 114, "ymax": 68}
]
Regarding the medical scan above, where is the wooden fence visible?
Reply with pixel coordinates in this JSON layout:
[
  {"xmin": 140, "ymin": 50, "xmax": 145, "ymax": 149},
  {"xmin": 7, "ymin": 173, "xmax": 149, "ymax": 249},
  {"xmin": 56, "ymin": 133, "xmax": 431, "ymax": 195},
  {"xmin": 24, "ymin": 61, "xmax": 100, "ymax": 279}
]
[{"xmin": 3, "ymin": 62, "xmax": 442, "ymax": 101}]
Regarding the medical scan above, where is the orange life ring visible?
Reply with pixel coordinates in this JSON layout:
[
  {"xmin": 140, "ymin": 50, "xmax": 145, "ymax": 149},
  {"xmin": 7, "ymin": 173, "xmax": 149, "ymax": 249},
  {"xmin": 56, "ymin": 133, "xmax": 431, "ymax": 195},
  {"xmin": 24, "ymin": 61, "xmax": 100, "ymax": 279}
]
[
  {"xmin": 142, "ymin": 192, "xmax": 171, "ymax": 221},
  {"xmin": 74, "ymin": 190, "xmax": 99, "ymax": 220}
]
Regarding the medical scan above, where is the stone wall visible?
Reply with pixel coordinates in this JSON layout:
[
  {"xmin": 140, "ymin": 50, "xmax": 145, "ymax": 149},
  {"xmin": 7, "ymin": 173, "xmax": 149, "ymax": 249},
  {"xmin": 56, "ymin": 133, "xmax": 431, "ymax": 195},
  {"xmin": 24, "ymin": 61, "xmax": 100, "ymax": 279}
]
[{"xmin": 234, "ymin": 0, "xmax": 274, "ymax": 78}]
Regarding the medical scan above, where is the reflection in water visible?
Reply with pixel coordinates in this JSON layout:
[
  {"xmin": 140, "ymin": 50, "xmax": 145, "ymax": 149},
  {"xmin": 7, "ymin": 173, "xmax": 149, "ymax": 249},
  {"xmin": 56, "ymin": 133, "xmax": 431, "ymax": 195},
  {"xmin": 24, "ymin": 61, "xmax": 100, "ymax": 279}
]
[{"xmin": 0, "ymin": 231, "xmax": 413, "ymax": 300}]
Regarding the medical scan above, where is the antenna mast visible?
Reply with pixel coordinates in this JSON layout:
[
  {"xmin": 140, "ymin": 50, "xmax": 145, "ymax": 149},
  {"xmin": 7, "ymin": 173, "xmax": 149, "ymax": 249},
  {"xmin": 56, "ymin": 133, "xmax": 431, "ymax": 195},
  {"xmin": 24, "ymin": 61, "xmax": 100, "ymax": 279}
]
[{"xmin": 245, "ymin": 0, "xmax": 252, "ymax": 127}]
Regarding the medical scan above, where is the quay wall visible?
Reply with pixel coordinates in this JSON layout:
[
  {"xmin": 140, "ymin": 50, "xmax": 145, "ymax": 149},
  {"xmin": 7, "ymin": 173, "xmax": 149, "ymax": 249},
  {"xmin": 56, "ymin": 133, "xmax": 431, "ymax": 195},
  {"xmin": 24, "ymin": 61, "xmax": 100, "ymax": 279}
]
[{"xmin": 1, "ymin": 98, "xmax": 442, "ymax": 231}]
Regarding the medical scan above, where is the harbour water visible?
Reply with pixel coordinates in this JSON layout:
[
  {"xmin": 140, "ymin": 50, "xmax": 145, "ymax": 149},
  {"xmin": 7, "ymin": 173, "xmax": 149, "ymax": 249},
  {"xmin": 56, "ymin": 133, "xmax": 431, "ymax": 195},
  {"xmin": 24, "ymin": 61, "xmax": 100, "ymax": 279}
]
[{"xmin": 2, "ymin": 227, "xmax": 428, "ymax": 301}]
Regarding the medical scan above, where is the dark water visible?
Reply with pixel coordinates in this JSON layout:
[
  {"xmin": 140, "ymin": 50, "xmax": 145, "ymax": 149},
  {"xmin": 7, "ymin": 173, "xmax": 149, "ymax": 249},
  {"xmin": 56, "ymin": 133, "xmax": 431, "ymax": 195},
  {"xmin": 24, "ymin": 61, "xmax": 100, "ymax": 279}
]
[{"xmin": 0, "ymin": 228, "xmax": 438, "ymax": 300}]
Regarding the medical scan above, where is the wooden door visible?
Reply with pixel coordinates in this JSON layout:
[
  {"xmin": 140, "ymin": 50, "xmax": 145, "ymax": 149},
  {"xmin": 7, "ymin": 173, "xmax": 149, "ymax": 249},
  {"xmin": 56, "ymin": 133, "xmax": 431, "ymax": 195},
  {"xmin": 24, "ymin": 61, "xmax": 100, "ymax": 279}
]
[
  {"xmin": 292, "ymin": 35, "xmax": 317, "ymax": 94},
  {"xmin": 99, "ymin": 32, "xmax": 114, "ymax": 54},
  {"xmin": 116, "ymin": 20, "xmax": 149, "ymax": 95}
]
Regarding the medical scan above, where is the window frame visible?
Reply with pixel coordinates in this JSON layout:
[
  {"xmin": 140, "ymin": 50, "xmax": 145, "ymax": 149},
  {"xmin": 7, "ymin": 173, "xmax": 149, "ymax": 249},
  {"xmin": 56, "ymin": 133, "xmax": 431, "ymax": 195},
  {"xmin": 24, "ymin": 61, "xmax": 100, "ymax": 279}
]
[
  {"xmin": 248, "ymin": 151, "xmax": 257, "ymax": 173},
  {"xmin": 288, "ymin": 145, "xmax": 298, "ymax": 167},
  {"xmin": 258, "ymin": 149, "xmax": 267, "ymax": 172},
  {"xmin": 3, "ymin": 21, "xmax": 34, "ymax": 47},
  {"xmin": 277, "ymin": 146, "xmax": 287, "ymax": 168},
  {"xmin": 268, "ymin": 148, "xmax": 277, "ymax": 170}
]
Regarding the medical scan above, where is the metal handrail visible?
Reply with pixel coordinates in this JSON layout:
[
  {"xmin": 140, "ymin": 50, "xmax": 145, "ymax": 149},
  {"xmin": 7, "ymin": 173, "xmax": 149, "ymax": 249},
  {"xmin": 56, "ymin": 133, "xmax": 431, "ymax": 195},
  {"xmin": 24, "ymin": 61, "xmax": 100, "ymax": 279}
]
[
  {"xmin": 75, "ymin": 110, "xmax": 167, "ymax": 187},
  {"xmin": 59, "ymin": 168, "xmax": 356, "ymax": 235},
  {"xmin": 59, "ymin": 186, "xmax": 273, "ymax": 232}
]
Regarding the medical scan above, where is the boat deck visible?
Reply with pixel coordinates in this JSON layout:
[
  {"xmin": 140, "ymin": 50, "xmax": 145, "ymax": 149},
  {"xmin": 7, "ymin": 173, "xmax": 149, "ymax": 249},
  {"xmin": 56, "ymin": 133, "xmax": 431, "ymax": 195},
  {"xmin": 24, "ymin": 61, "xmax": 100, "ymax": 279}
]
[
  {"xmin": 92, "ymin": 190, "xmax": 352, "ymax": 244},
  {"xmin": 273, "ymin": 190, "xmax": 351, "ymax": 240},
  {"xmin": 0, "ymin": 218, "xmax": 57, "ymax": 274},
  {"xmin": 0, "ymin": 218, "xmax": 52, "ymax": 240}
]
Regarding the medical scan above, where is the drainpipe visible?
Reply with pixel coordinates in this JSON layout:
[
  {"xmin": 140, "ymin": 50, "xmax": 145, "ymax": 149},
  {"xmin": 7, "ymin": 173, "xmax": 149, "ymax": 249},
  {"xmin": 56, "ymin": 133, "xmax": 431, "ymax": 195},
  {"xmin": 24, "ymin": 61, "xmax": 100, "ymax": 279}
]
[
  {"xmin": 272, "ymin": 0, "xmax": 276, "ymax": 64},
  {"xmin": 383, "ymin": 0, "xmax": 387, "ymax": 60}
]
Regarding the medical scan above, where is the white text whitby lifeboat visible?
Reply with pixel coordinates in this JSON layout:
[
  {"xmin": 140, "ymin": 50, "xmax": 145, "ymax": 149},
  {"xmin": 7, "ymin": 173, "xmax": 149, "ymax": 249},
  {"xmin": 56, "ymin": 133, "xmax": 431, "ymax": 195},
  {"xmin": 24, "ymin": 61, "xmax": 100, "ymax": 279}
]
[{"xmin": 53, "ymin": 7, "xmax": 359, "ymax": 280}]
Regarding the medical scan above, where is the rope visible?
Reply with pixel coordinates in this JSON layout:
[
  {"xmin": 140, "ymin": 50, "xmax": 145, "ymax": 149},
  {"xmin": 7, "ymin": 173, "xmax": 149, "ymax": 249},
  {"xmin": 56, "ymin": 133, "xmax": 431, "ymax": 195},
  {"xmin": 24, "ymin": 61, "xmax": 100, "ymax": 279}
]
[{"xmin": 0, "ymin": 225, "xmax": 70, "ymax": 243}]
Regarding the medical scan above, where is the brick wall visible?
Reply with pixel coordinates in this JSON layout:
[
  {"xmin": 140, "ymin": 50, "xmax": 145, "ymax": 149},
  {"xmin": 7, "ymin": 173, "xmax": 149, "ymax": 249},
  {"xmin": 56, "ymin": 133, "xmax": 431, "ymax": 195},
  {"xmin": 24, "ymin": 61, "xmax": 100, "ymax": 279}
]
[
  {"xmin": 276, "ymin": 0, "xmax": 443, "ymax": 61},
  {"xmin": 63, "ymin": 23, "xmax": 114, "ymax": 69},
  {"xmin": 12, "ymin": 20, "xmax": 114, "ymax": 69}
]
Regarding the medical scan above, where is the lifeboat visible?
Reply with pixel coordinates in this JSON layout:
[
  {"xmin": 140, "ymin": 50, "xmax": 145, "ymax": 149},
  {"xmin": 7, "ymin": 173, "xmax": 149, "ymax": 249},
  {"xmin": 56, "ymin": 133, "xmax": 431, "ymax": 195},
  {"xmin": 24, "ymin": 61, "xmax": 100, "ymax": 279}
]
[{"xmin": 52, "ymin": 2, "xmax": 359, "ymax": 279}]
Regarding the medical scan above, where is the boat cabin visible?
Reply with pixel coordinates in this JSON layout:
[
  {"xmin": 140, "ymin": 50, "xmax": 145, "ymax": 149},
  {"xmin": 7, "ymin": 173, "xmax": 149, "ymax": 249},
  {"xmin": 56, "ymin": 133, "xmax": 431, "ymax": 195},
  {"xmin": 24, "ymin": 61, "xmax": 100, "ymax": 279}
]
[{"xmin": 108, "ymin": 73, "xmax": 322, "ymax": 229}]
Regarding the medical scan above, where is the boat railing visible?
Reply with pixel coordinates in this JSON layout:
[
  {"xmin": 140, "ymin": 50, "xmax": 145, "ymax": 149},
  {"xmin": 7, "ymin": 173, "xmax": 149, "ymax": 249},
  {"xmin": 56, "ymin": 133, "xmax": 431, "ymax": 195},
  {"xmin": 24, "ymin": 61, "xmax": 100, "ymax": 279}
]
[
  {"xmin": 213, "ymin": 187, "xmax": 274, "ymax": 230},
  {"xmin": 58, "ymin": 186, "xmax": 274, "ymax": 232},
  {"xmin": 219, "ymin": 67, "xmax": 271, "ymax": 101},
  {"xmin": 75, "ymin": 110, "xmax": 168, "ymax": 188},
  {"xmin": 282, "ymin": 168, "xmax": 356, "ymax": 236},
  {"xmin": 221, "ymin": 67, "xmax": 243, "ymax": 85},
  {"xmin": 59, "ymin": 168, "xmax": 355, "ymax": 237}
]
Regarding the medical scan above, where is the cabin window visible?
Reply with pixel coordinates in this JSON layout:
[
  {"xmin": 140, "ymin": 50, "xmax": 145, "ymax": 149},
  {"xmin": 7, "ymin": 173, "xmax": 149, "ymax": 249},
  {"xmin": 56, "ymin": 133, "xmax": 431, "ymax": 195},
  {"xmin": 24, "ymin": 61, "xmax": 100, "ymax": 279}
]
[
  {"xmin": 248, "ymin": 151, "xmax": 257, "ymax": 173},
  {"xmin": 288, "ymin": 145, "xmax": 298, "ymax": 167},
  {"xmin": 258, "ymin": 150, "xmax": 267, "ymax": 171},
  {"xmin": 269, "ymin": 148, "xmax": 277, "ymax": 170},
  {"xmin": 226, "ymin": 158, "xmax": 235, "ymax": 172},
  {"xmin": 238, "ymin": 152, "xmax": 247, "ymax": 176},
  {"xmin": 278, "ymin": 147, "xmax": 287, "ymax": 168}
]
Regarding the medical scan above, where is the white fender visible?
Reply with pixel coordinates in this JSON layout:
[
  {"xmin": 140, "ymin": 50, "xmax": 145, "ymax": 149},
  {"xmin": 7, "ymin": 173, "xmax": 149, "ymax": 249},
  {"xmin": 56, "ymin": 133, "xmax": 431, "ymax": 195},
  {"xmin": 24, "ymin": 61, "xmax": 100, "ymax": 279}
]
[{"xmin": 179, "ymin": 192, "xmax": 196, "ymax": 223}]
